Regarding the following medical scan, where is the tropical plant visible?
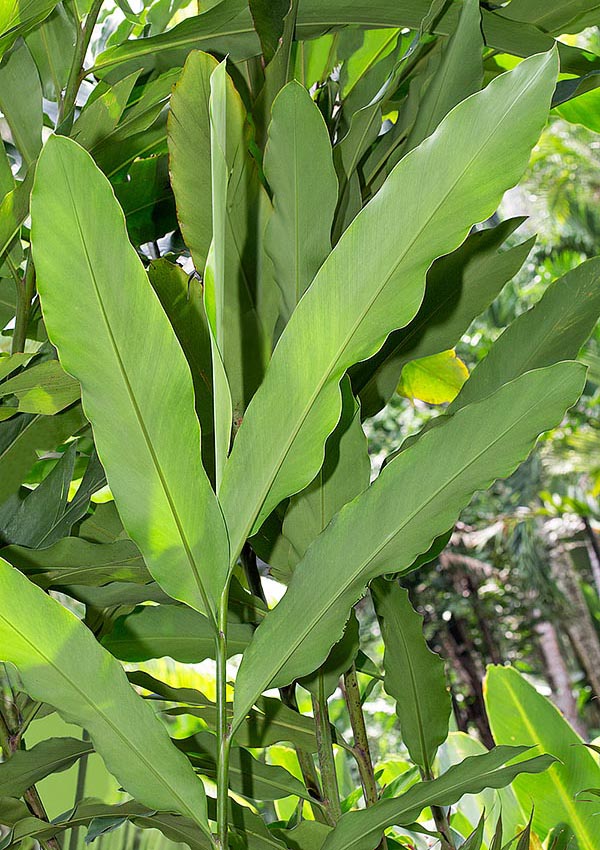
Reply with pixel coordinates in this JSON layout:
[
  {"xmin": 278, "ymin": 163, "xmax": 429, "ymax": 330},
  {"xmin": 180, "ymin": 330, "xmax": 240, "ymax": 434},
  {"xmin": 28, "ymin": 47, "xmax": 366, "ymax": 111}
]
[{"xmin": 1, "ymin": 1, "xmax": 600, "ymax": 849}]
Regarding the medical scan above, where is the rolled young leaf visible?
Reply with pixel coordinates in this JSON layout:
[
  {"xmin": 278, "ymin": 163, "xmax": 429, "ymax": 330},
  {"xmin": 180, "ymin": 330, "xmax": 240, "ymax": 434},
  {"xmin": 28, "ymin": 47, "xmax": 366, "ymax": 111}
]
[
  {"xmin": 232, "ymin": 361, "xmax": 585, "ymax": 727},
  {"xmin": 31, "ymin": 135, "xmax": 229, "ymax": 622},
  {"xmin": 220, "ymin": 49, "xmax": 559, "ymax": 563},
  {"xmin": 0, "ymin": 560, "xmax": 209, "ymax": 830}
]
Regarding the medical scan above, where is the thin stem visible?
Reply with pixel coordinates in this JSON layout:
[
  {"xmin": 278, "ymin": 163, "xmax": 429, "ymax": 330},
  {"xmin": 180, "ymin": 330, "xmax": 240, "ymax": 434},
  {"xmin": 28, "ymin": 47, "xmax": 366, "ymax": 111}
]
[
  {"xmin": 0, "ymin": 668, "xmax": 61, "ymax": 850},
  {"xmin": 421, "ymin": 766, "xmax": 455, "ymax": 850},
  {"xmin": 57, "ymin": 0, "xmax": 104, "ymax": 134},
  {"xmin": 11, "ymin": 257, "xmax": 35, "ymax": 354},
  {"xmin": 343, "ymin": 666, "xmax": 378, "ymax": 806},
  {"xmin": 67, "ymin": 730, "xmax": 90, "ymax": 850},
  {"xmin": 311, "ymin": 673, "xmax": 341, "ymax": 826},
  {"xmin": 215, "ymin": 586, "xmax": 231, "ymax": 850}
]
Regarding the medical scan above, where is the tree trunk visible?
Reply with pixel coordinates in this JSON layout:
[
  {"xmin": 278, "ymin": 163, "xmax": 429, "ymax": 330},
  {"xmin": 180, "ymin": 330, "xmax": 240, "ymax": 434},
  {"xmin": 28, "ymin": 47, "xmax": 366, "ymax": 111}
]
[{"xmin": 536, "ymin": 619, "xmax": 587, "ymax": 737}]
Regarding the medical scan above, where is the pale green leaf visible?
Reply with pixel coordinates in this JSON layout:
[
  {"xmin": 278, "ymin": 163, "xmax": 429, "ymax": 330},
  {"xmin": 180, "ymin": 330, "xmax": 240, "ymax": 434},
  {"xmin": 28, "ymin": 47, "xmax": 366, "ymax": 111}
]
[
  {"xmin": 0, "ymin": 40, "xmax": 42, "ymax": 167},
  {"xmin": 0, "ymin": 560, "xmax": 209, "ymax": 829},
  {"xmin": 220, "ymin": 50, "xmax": 558, "ymax": 564},
  {"xmin": 31, "ymin": 135, "xmax": 229, "ymax": 621},
  {"xmin": 397, "ymin": 349, "xmax": 469, "ymax": 405},
  {"xmin": 0, "ymin": 360, "xmax": 80, "ymax": 415},
  {"xmin": 233, "ymin": 362, "xmax": 584, "ymax": 727}
]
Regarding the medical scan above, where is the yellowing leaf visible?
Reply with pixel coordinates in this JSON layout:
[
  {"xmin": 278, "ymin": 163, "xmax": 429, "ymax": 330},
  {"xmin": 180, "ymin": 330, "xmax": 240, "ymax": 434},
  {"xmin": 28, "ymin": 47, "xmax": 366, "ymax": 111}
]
[{"xmin": 397, "ymin": 350, "xmax": 469, "ymax": 405}]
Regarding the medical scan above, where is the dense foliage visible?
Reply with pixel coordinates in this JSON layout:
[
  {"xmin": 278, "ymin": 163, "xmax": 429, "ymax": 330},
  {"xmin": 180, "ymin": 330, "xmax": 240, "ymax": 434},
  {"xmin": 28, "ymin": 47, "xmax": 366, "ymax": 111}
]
[{"xmin": 0, "ymin": 2, "xmax": 600, "ymax": 849}]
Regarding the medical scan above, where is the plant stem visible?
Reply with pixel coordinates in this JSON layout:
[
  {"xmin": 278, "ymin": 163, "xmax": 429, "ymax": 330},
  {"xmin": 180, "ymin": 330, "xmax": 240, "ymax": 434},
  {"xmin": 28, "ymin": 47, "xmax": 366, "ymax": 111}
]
[
  {"xmin": 57, "ymin": 0, "xmax": 104, "ymax": 134},
  {"xmin": 215, "ymin": 587, "xmax": 231, "ymax": 850},
  {"xmin": 421, "ymin": 766, "xmax": 455, "ymax": 850},
  {"xmin": 11, "ymin": 257, "xmax": 35, "ymax": 354},
  {"xmin": 311, "ymin": 674, "xmax": 341, "ymax": 826},
  {"xmin": 343, "ymin": 666, "xmax": 378, "ymax": 806},
  {"xmin": 240, "ymin": 548, "xmax": 329, "ymax": 823},
  {"xmin": 67, "ymin": 730, "xmax": 90, "ymax": 850}
]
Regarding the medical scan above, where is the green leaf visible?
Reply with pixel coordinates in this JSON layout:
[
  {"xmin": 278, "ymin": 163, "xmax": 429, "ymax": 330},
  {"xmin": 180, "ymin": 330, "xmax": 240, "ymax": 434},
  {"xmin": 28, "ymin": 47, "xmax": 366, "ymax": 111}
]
[
  {"xmin": 220, "ymin": 50, "xmax": 558, "ymax": 563},
  {"xmin": 484, "ymin": 665, "xmax": 600, "ymax": 849},
  {"xmin": 249, "ymin": 0, "xmax": 289, "ymax": 62},
  {"xmin": 102, "ymin": 604, "xmax": 253, "ymax": 662},
  {"xmin": 25, "ymin": 4, "xmax": 77, "ymax": 101},
  {"xmin": 372, "ymin": 579, "xmax": 450, "ymax": 773},
  {"xmin": 31, "ymin": 134, "xmax": 229, "ymax": 622},
  {"xmin": 461, "ymin": 814, "xmax": 485, "ymax": 850},
  {"xmin": 0, "ymin": 405, "xmax": 86, "ymax": 502},
  {"xmin": 0, "ymin": 442, "xmax": 76, "ymax": 546},
  {"xmin": 403, "ymin": 0, "xmax": 483, "ymax": 154},
  {"xmin": 556, "ymin": 87, "xmax": 600, "ymax": 132},
  {"xmin": 174, "ymin": 53, "xmax": 275, "ymax": 419},
  {"xmin": 272, "ymin": 821, "xmax": 332, "ymax": 850},
  {"xmin": 0, "ymin": 736, "xmax": 92, "ymax": 798},
  {"xmin": 232, "ymin": 362, "xmax": 584, "ymax": 727},
  {"xmin": 0, "ymin": 171, "xmax": 33, "ymax": 265},
  {"xmin": 71, "ymin": 72, "xmax": 141, "ymax": 151},
  {"xmin": 0, "ymin": 360, "xmax": 80, "ymax": 415},
  {"xmin": 0, "ymin": 561, "xmax": 209, "ymax": 829},
  {"xmin": 177, "ymin": 732, "xmax": 312, "ymax": 802},
  {"xmin": 397, "ymin": 349, "xmax": 469, "ymax": 405},
  {"xmin": 321, "ymin": 746, "xmax": 555, "ymax": 850},
  {"xmin": 0, "ymin": 40, "xmax": 42, "ymax": 167},
  {"xmin": 1, "ymin": 537, "xmax": 150, "ymax": 589},
  {"xmin": 450, "ymin": 255, "xmax": 600, "ymax": 413},
  {"xmin": 352, "ymin": 218, "xmax": 534, "ymax": 418},
  {"xmin": 264, "ymin": 80, "xmax": 337, "ymax": 325},
  {"xmin": 0, "ymin": 0, "xmax": 60, "ymax": 61}
]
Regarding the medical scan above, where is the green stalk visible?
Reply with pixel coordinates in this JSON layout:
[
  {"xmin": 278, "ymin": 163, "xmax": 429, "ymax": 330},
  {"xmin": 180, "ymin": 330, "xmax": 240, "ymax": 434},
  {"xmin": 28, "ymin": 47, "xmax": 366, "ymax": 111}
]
[
  {"xmin": 215, "ymin": 586, "xmax": 231, "ymax": 850},
  {"xmin": 311, "ymin": 673, "xmax": 341, "ymax": 825},
  {"xmin": 57, "ymin": 0, "xmax": 104, "ymax": 134},
  {"xmin": 67, "ymin": 730, "xmax": 90, "ymax": 850},
  {"xmin": 11, "ymin": 257, "xmax": 35, "ymax": 354},
  {"xmin": 343, "ymin": 666, "xmax": 379, "ymax": 806}
]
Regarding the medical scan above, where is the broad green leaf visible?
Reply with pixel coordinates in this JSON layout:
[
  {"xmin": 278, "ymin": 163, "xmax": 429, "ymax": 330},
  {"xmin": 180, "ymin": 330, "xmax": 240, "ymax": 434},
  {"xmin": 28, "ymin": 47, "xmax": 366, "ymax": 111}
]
[
  {"xmin": 272, "ymin": 821, "xmax": 332, "ymax": 850},
  {"xmin": 404, "ymin": 0, "xmax": 483, "ymax": 154},
  {"xmin": 321, "ymin": 746, "xmax": 555, "ymax": 850},
  {"xmin": 0, "ymin": 360, "xmax": 80, "ymax": 415},
  {"xmin": 0, "ymin": 441, "xmax": 75, "ymax": 546},
  {"xmin": 147, "ymin": 259, "xmax": 214, "ymax": 478},
  {"xmin": 102, "ymin": 604, "xmax": 253, "ymax": 662},
  {"xmin": 31, "ymin": 135, "xmax": 229, "ymax": 621},
  {"xmin": 0, "ymin": 736, "xmax": 92, "ymax": 797},
  {"xmin": 352, "ymin": 218, "xmax": 533, "ymax": 418},
  {"xmin": 0, "ymin": 353, "xmax": 31, "ymax": 382},
  {"xmin": 0, "ymin": 405, "xmax": 85, "ymax": 502},
  {"xmin": 397, "ymin": 349, "xmax": 468, "ymax": 405},
  {"xmin": 484, "ymin": 665, "xmax": 600, "ymax": 849},
  {"xmin": 1, "ymin": 538, "xmax": 150, "ymax": 589},
  {"xmin": 450, "ymin": 255, "xmax": 600, "ymax": 413},
  {"xmin": 556, "ymin": 87, "xmax": 600, "ymax": 132},
  {"xmin": 249, "ymin": 0, "xmax": 288, "ymax": 62},
  {"xmin": 114, "ymin": 156, "xmax": 177, "ymax": 245},
  {"xmin": 498, "ymin": 0, "xmax": 600, "ymax": 34},
  {"xmin": 177, "ymin": 732, "xmax": 312, "ymax": 802},
  {"xmin": 220, "ymin": 50, "xmax": 558, "ymax": 563},
  {"xmin": 0, "ymin": 0, "xmax": 60, "ymax": 61},
  {"xmin": 233, "ymin": 362, "xmax": 584, "ymax": 727},
  {"xmin": 298, "ymin": 611, "xmax": 360, "ymax": 698},
  {"xmin": 71, "ymin": 72, "xmax": 141, "ymax": 151},
  {"xmin": 372, "ymin": 579, "xmax": 450, "ymax": 773},
  {"xmin": 25, "ymin": 4, "xmax": 76, "ymax": 100},
  {"xmin": 0, "ymin": 561, "xmax": 209, "ymax": 829},
  {"xmin": 273, "ymin": 380, "xmax": 370, "ymax": 581},
  {"xmin": 340, "ymin": 28, "xmax": 400, "ymax": 101},
  {"xmin": 264, "ymin": 81, "xmax": 337, "ymax": 324},
  {"xmin": 0, "ymin": 40, "xmax": 42, "ymax": 167}
]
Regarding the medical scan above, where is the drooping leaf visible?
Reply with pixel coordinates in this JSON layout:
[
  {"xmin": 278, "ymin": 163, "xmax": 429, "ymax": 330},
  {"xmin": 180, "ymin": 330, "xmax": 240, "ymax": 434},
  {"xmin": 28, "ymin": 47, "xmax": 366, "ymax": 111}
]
[
  {"xmin": 220, "ymin": 50, "xmax": 558, "ymax": 564},
  {"xmin": 31, "ymin": 134, "xmax": 229, "ymax": 621},
  {"xmin": 264, "ymin": 80, "xmax": 337, "ymax": 325},
  {"xmin": 232, "ymin": 362, "xmax": 584, "ymax": 727},
  {"xmin": 0, "ymin": 360, "xmax": 80, "ymax": 416},
  {"xmin": 321, "ymin": 746, "xmax": 555, "ymax": 850},
  {"xmin": 0, "ymin": 737, "xmax": 92, "ymax": 798},
  {"xmin": 397, "ymin": 349, "xmax": 469, "ymax": 405},
  {"xmin": 484, "ymin": 665, "xmax": 600, "ymax": 849},
  {"xmin": 102, "ymin": 604, "xmax": 254, "ymax": 662},
  {"xmin": 0, "ymin": 560, "xmax": 209, "ymax": 830},
  {"xmin": 372, "ymin": 579, "xmax": 450, "ymax": 773},
  {"xmin": 1, "ymin": 537, "xmax": 149, "ymax": 589}
]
